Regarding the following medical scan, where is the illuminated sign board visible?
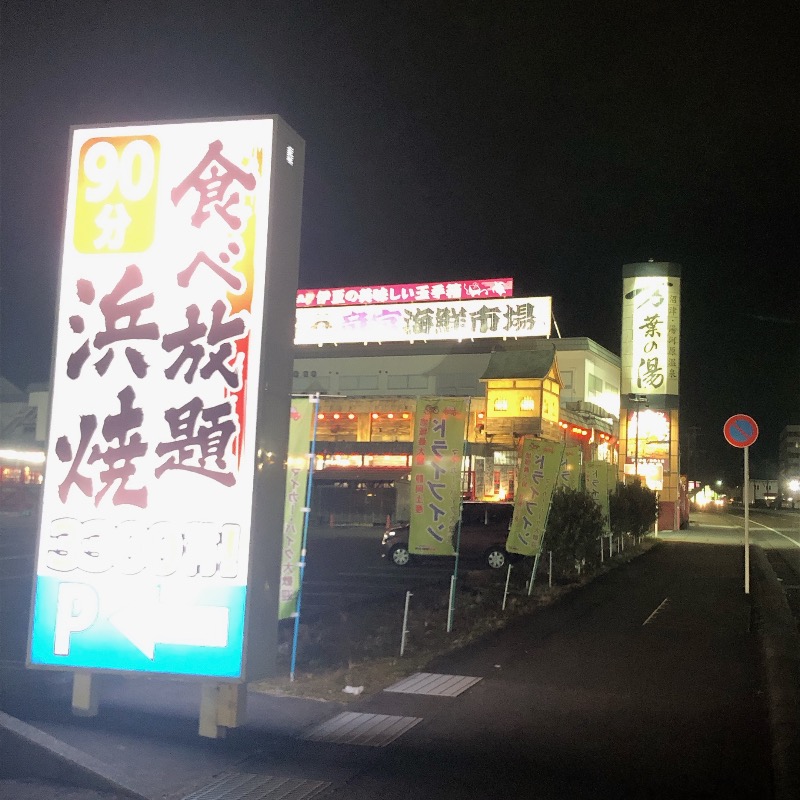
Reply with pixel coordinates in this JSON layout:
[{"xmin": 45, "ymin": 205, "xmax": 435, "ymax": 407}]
[
  {"xmin": 626, "ymin": 409, "xmax": 671, "ymax": 461},
  {"xmin": 295, "ymin": 295, "xmax": 552, "ymax": 345},
  {"xmin": 620, "ymin": 274, "xmax": 680, "ymax": 396},
  {"xmin": 623, "ymin": 461, "xmax": 664, "ymax": 491},
  {"xmin": 29, "ymin": 117, "xmax": 304, "ymax": 679},
  {"xmin": 296, "ymin": 278, "xmax": 513, "ymax": 307}
]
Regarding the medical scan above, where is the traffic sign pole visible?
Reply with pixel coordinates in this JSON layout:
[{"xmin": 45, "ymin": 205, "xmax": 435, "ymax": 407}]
[
  {"xmin": 723, "ymin": 414, "xmax": 758, "ymax": 595},
  {"xmin": 744, "ymin": 444, "xmax": 750, "ymax": 594}
]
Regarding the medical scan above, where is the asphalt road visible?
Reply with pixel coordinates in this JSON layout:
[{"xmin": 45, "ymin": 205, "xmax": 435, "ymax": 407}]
[
  {"xmin": 661, "ymin": 507, "xmax": 800, "ymax": 625},
  {"xmin": 2, "ymin": 514, "xmax": 785, "ymax": 799}
]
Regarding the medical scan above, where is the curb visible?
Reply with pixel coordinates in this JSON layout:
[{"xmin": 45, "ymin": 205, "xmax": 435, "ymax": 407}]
[
  {"xmin": 750, "ymin": 545, "xmax": 800, "ymax": 800},
  {"xmin": 0, "ymin": 710, "xmax": 148, "ymax": 799}
]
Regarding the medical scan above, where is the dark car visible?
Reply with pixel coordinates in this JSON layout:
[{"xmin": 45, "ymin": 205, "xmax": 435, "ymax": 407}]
[{"xmin": 381, "ymin": 501, "xmax": 517, "ymax": 569}]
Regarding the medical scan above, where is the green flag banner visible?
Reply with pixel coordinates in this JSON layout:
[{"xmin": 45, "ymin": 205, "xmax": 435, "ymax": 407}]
[
  {"xmin": 605, "ymin": 461, "xmax": 618, "ymax": 497},
  {"xmin": 408, "ymin": 397, "xmax": 468, "ymax": 556},
  {"xmin": 559, "ymin": 444, "xmax": 582, "ymax": 491},
  {"xmin": 279, "ymin": 398, "xmax": 314, "ymax": 620},
  {"xmin": 585, "ymin": 460, "xmax": 612, "ymax": 536},
  {"xmin": 507, "ymin": 438, "xmax": 564, "ymax": 557}
]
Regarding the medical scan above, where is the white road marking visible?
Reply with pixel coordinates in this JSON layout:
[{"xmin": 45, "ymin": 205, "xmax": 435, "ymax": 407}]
[
  {"xmin": 733, "ymin": 516, "xmax": 800, "ymax": 549},
  {"xmin": 643, "ymin": 597, "xmax": 670, "ymax": 626}
]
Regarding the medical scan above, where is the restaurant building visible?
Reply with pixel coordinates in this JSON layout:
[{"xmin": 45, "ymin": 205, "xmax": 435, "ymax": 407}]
[{"xmin": 292, "ymin": 279, "xmax": 620, "ymax": 525}]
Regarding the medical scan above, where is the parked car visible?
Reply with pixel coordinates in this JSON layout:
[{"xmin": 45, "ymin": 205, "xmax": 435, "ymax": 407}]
[{"xmin": 381, "ymin": 501, "xmax": 517, "ymax": 569}]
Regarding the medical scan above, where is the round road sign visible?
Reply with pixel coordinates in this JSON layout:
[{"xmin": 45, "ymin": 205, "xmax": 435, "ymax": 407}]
[{"xmin": 723, "ymin": 414, "xmax": 759, "ymax": 448}]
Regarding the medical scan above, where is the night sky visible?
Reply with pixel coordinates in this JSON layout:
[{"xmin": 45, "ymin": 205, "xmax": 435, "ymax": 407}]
[{"xmin": 1, "ymin": 1, "xmax": 798, "ymax": 484}]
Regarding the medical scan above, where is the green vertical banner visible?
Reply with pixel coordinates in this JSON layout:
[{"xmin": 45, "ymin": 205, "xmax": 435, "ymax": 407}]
[
  {"xmin": 408, "ymin": 397, "xmax": 468, "ymax": 556},
  {"xmin": 605, "ymin": 461, "xmax": 618, "ymax": 496},
  {"xmin": 585, "ymin": 460, "xmax": 612, "ymax": 535},
  {"xmin": 559, "ymin": 444, "xmax": 582, "ymax": 490},
  {"xmin": 507, "ymin": 438, "xmax": 563, "ymax": 557},
  {"xmin": 279, "ymin": 398, "xmax": 313, "ymax": 620}
]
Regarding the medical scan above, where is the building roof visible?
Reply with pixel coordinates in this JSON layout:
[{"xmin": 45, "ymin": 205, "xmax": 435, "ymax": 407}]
[
  {"xmin": 480, "ymin": 347, "xmax": 557, "ymax": 380},
  {"xmin": 511, "ymin": 336, "xmax": 620, "ymax": 365}
]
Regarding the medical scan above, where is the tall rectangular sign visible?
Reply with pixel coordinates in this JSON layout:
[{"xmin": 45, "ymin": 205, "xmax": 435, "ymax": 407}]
[
  {"xmin": 29, "ymin": 117, "xmax": 305, "ymax": 680},
  {"xmin": 279, "ymin": 398, "xmax": 313, "ymax": 620},
  {"xmin": 558, "ymin": 444, "xmax": 583, "ymax": 491},
  {"xmin": 507, "ymin": 439, "xmax": 563, "ymax": 557},
  {"xmin": 620, "ymin": 272, "xmax": 680, "ymax": 397},
  {"xmin": 584, "ymin": 460, "xmax": 612, "ymax": 536},
  {"xmin": 408, "ymin": 398, "xmax": 468, "ymax": 556}
]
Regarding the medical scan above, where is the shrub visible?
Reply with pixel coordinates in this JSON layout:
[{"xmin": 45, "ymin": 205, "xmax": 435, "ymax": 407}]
[
  {"xmin": 544, "ymin": 487, "xmax": 606, "ymax": 574},
  {"xmin": 610, "ymin": 479, "xmax": 658, "ymax": 539}
]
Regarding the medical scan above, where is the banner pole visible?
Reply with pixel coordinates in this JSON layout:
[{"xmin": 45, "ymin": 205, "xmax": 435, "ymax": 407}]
[
  {"xmin": 400, "ymin": 591, "xmax": 412, "ymax": 656},
  {"xmin": 290, "ymin": 393, "xmax": 319, "ymax": 682},
  {"xmin": 502, "ymin": 564, "xmax": 512, "ymax": 610},
  {"xmin": 446, "ymin": 575, "xmax": 456, "ymax": 632},
  {"xmin": 527, "ymin": 552, "xmax": 540, "ymax": 596},
  {"xmin": 449, "ymin": 398, "xmax": 471, "ymax": 632}
]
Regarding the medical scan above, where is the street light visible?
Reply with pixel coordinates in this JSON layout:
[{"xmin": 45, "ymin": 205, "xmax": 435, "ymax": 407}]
[{"xmin": 627, "ymin": 393, "xmax": 649, "ymax": 480}]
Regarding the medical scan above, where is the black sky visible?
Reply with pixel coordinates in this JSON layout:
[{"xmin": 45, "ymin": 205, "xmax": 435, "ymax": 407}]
[{"xmin": 1, "ymin": 0, "xmax": 798, "ymax": 483}]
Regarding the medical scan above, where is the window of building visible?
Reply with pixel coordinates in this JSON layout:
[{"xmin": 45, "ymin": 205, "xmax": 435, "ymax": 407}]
[
  {"xmin": 588, "ymin": 374, "xmax": 603, "ymax": 396},
  {"xmin": 493, "ymin": 398, "xmax": 508, "ymax": 411},
  {"xmin": 561, "ymin": 370, "xmax": 573, "ymax": 390},
  {"xmin": 520, "ymin": 396, "xmax": 535, "ymax": 411}
]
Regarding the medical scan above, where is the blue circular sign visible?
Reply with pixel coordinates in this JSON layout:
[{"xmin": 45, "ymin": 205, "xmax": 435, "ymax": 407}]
[{"xmin": 723, "ymin": 414, "xmax": 759, "ymax": 448}]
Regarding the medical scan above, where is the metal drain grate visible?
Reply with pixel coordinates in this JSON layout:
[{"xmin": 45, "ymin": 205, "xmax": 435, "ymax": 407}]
[
  {"xmin": 384, "ymin": 672, "xmax": 482, "ymax": 697},
  {"xmin": 303, "ymin": 711, "xmax": 422, "ymax": 746},
  {"xmin": 180, "ymin": 772, "xmax": 329, "ymax": 800}
]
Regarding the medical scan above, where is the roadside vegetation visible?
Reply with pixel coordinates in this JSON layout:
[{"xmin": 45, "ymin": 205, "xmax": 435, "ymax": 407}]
[{"xmin": 252, "ymin": 481, "xmax": 659, "ymax": 701}]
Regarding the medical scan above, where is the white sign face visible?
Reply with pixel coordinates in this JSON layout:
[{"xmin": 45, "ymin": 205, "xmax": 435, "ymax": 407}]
[
  {"xmin": 29, "ymin": 118, "xmax": 276, "ymax": 678},
  {"xmin": 621, "ymin": 275, "xmax": 680, "ymax": 396},
  {"xmin": 295, "ymin": 296, "xmax": 552, "ymax": 345}
]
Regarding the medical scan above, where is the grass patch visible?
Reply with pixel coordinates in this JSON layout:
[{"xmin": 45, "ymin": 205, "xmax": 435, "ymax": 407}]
[{"xmin": 251, "ymin": 538, "xmax": 656, "ymax": 702}]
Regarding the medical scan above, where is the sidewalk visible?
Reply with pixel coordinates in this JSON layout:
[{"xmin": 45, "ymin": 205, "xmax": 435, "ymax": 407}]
[{"xmin": 1, "ymin": 538, "xmax": 795, "ymax": 799}]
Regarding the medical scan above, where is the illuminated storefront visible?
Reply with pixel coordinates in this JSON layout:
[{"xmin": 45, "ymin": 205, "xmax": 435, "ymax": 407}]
[
  {"xmin": 292, "ymin": 295, "xmax": 620, "ymax": 523},
  {"xmin": 0, "ymin": 448, "xmax": 45, "ymax": 521}
]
